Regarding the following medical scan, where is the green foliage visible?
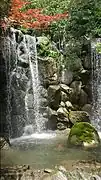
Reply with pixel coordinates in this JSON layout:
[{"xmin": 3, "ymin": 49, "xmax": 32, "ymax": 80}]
[
  {"xmin": 96, "ymin": 42, "xmax": 101, "ymax": 54},
  {"xmin": 0, "ymin": 0, "xmax": 10, "ymax": 19},
  {"xmin": 37, "ymin": 36, "xmax": 60, "ymax": 58},
  {"xmin": 67, "ymin": 0, "xmax": 101, "ymax": 38},
  {"xmin": 25, "ymin": 0, "xmax": 69, "ymax": 15}
]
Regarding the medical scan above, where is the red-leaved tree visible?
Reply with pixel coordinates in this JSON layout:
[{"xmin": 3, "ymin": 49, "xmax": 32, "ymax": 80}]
[
  {"xmin": 0, "ymin": 0, "xmax": 68, "ymax": 30},
  {"xmin": 7, "ymin": 0, "xmax": 68, "ymax": 29}
]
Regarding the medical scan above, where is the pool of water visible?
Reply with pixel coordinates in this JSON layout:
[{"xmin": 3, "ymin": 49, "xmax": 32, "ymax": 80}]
[{"xmin": 1, "ymin": 131, "xmax": 101, "ymax": 169}]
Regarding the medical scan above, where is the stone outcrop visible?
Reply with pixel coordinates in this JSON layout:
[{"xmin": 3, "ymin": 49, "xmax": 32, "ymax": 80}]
[{"xmin": 69, "ymin": 111, "xmax": 90, "ymax": 124}]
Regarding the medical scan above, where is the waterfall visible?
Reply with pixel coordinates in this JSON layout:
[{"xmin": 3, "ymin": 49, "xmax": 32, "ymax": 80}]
[
  {"xmin": 91, "ymin": 38, "xmax": 101, "ymax": 131},
  {"xmin": 2, "ymin": 28, "xmax": 17, "ymax": 136},
  {"xmin": 1, "ymin": 28, "xmax": 47, "ymax": 138},
  {"xmin": 25, "ymin": 35, "xmax": 44, "ymax": 132}
]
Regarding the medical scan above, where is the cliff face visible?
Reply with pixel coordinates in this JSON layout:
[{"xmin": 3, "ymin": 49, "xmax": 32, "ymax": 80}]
[{"xmin": 0, "ymin": 43, "xmax": 8, "ymax": 136}]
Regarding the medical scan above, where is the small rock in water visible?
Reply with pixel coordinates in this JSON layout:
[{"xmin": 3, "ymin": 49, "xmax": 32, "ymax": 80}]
[{"xmin": 44, "ymin": 168, "xmax": 53, "ymax": 173}]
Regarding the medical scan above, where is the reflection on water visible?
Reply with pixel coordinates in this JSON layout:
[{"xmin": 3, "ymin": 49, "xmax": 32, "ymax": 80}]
[{"xmin": 1, "ymin": 132, "xmax": 101, "ymax": 169}]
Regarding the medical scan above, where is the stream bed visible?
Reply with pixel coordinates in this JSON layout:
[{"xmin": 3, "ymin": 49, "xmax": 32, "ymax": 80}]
[{"xmin": 1, "ymin": 131, "xmax": 101, "ymax": 169}]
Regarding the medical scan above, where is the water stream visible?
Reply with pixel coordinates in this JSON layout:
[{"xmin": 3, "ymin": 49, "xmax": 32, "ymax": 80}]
[{"xmin": 91, "ymin": 38, "xmax": 101, "ymax": 131}]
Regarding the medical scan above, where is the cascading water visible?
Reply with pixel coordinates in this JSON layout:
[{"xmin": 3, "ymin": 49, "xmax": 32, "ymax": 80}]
[
  {"xmin": 24, "ymin": 35, "xmax": 44, "ymax": 133},
  {"xmin": 2, "ymin": 28, "xmax": 17, "ymax": 136},
  {"xmin": 1, "ymin": 27, "xmax": 55, "ymax": 140},
  {"xmin": 91, "ymin": 38, "xmax": 101, "ymax": 131}
]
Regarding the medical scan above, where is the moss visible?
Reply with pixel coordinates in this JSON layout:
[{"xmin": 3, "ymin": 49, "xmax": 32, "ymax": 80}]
[
  {"xmin": 37, "ymin": 36, "xmax": 59, "ymax": 58},
  {"xmin": 68, "ymin": 122, "xmax": 100, "ymax": 146}
]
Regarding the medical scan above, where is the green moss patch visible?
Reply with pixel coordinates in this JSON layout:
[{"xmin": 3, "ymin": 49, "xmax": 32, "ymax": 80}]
[{"xmin": 68, "ymin": 122, "xmax": 100, "ymax": 146}]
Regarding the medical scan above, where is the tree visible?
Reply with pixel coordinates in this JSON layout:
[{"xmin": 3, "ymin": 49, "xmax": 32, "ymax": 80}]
[
  {"xmin": 0, "ymin": 0, "xmax": 10, "ymax": 19},
  {"xmin": 67, "ymin": 0, "xmax": 101, "ymax": 38},
  {"xmin": 7, "ymin": 0, "xmax": 68, "ymax": 29}
]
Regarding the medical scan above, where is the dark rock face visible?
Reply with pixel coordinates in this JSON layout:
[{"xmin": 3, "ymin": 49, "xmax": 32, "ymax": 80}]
[
  {"xmin": 0, "ymin": 41, "xmax": 9, "ymax": 137},
  {"xmin": 48, "ymin": 85, "xmax": 61, "ymax": 110}
]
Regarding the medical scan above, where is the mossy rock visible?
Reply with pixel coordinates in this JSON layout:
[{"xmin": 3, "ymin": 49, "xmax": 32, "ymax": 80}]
[{"xmin": 68, "ymin": 122, "xmax": 100, "ymax": 147}]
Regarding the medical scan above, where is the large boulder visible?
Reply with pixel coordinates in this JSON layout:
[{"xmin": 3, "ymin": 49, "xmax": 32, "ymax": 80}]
[
  {"xmin": 38, "ymin": 57, "xmax": 59, "ymax": 87},
  {"xmin": 60, "ymin": 69, "xmax": 73, "ymax": 85},
  {"xmin": 68, "ymin": 122, "xmax": 100, "ymax": 147},
  {"xmin": 69, "ymin": 111, "xmax": 90, "ymax": 124},
  {"xmin": 48, "ymin": 85, "xmax": 61, "ymax": 110}
]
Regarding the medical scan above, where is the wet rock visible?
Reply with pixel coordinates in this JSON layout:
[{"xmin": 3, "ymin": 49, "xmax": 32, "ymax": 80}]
[
  {"xmin": 38, "ymin": 57, "xmax": 58, "ymax": 87},
  {"xmin": 47, "ymin": 107, "xmax": 58, "ymax": 130},
  {"xmin": 11, "ymin": 89, "xmax": 26, "ymax": 115},
  {"xmin": 60, "ymin": 101, "xmax": 65, "ymax": 107},
  {"xmin": 60, "ymin": 69, "xmax": 73, "ymax": 85},
  {"xmin": 79, "ymin": 89, "xmax": 88, "ymax": 106},
  {"xmin": 70, "ymin": 81, "xmax": 82, "ymax": 104},
  {"xmin": 26, "ymin": 94, "xmax": 34, "ymax": 109},
  {"xmin": 83, "ymin": 55, "xmax": 92, "ymax": 70},
  {"xmin": 69, "ymin": 111, "xmax": 90, "ymax": 124},
  {"xmin": 41, "ymin": 88, "xmax": 48, "ymax": 98},
  {"xmin": 41, "ymin": 171, "xmax": 68, "ymax": 180},
  {"xmin": 68, "ymin": 122, "xmax": 100, "ymax": 147},
  {"xmin": 40, "ymin": 98, "xmax": 48, "ymax": 107},
  {"xmin": 44, "ymin": 169, "xmax": 53, "ymax": 173},
  {"xmin": 58, "ymin": 166, "xmax": 67, "ymax": 173},
  {"xmin": 60, "ymin": 84, "xmax": 72, "ymax": 95},
  {"xmin": 0, "ymin": 137, "xmax": 10, "ymax": 150},
  {"xmin": 90, "ymin": 175, "xmax": 101, "ymax": 180},
  {"xmin": 57, "ymin": 122, "xmax": 67, "ymax": 130},
  {"xmin": 20, "ymin": 171, "xmax": 35, "ymax": 180},
  {"xmin": 79, "ymin": 69, "xmax": 90, "ymax": 84},
  {"xmin": 15, "ymin": 29, "xmax": 24, "ymax": 44},
  {"xmin": 57, "ymin": 107, "xmax": 68, "ymax": 119},
  {"xmin": 82, "ymin": 104, "xmax": 92, "ymax": 115},
  {"xmin": 48, "ymin": 85, "xmax": 61, "ymax": 110},
  {"xmin": 61, "ymin": 91, "xmax": 69, "ymax": 102},
  {"xmin": 65, "ymin": 101, "xmax": 73, "ymax": 110}
]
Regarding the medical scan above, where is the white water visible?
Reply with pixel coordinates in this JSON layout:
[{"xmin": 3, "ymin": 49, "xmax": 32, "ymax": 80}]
[
  {"xmin": 10, "ymin": 132, "xmax": 56, "ymax": 144},
  {"xmin": 91, "ymin": 38, "xmax": 101, "ymax": 131},
  {"xmin": 2, "ymin": 28, "xmax": 17, "ymax": 135},
  {"xmin": 24, "ymin": 35, "xmax": 46, "ymax": 133}
]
